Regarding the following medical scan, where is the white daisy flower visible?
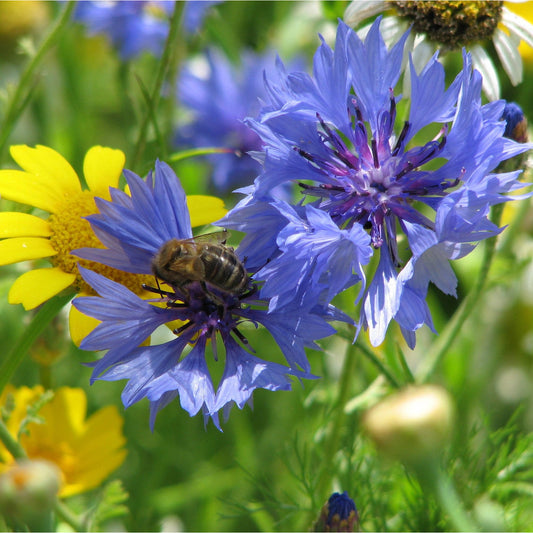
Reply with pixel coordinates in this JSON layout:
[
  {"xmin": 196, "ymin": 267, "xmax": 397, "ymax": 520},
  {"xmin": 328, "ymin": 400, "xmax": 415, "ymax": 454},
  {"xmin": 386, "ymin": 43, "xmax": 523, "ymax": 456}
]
[{"xmin": 344, "ymin": 1, "xmax": 533, "ymax": 100}]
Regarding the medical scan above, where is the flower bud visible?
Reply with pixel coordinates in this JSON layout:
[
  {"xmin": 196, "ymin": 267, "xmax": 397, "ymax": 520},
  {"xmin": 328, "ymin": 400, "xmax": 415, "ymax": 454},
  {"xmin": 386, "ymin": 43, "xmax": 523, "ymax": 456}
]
[
  {"xmin": 502, "ymin": 102, "xmax": 529, "ymax": 144},
  {"xmin": 313, "ymin": 491, "xmax": 359, "ymax": 532},
  {"xmin": 363, "ymin": 385, "xmax": 454, "ymax": 466},
  {"xmin": 0, "ymin": 460, "xmax": 61, "ymax": 528}
]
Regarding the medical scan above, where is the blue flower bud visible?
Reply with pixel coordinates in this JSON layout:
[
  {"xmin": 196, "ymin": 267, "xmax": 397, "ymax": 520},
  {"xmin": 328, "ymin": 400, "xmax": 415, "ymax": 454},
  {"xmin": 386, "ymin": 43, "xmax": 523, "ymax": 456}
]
[
  {"xmin": 313, "ymin": 491, "xmax": 359, "ymax": 532},
  {"xmin": 502, "ymin": 102, "xmax": 528, "ymax": 144}
]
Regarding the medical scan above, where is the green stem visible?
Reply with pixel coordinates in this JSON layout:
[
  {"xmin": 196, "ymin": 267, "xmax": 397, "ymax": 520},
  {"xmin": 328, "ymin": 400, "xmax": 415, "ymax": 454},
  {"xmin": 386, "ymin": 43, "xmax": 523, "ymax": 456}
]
[
  {"xmin": 415, "ymin": 204, "xmax": 504, "ymax": 383},
  {"xmin": 0, "ymin": 1, "xmax": 76, "ymax": 163},
  {"xmin": 130, "ymin": 1, "xmax": 185, "ymax": 171},
  {"xmin": 0, "ymin": 293, "xmax": 73, "ymax": 396},
  {"xmin": 356, "ymin": 342, "xmax": 401, "ymax": 388},
  {"xmin": 167, "ymin": 146, "xmax": 235, "ymax": 162},
  {"xmin": 310, "ymin": 342, "xmax": 358, "ymax": 515},
  {"xmin": 414, "ymin": 460, "xmax": 478, "ymax": 532},
  {"xmin": 336, "ymin": 328, "xmax": 401, "ymax": 388},
  {"xmin": 0, "ymin": 418, "xmax": 27, "ymax": 460},
  {"xmin": 54, "ymin": 500, "xmax": 86, "ymax": 532}
]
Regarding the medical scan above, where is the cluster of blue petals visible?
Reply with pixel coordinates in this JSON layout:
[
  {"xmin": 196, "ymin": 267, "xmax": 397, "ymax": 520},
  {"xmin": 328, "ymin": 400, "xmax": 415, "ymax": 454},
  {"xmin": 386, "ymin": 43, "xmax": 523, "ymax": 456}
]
[
  {"xmin": 74, "ymin": 1, "xmax": 218, "ymax": 59},
  {"xmin": 73, "ymin": 161, "xmax": 339, "ymax": 429},
  {"xmin": 218, "ymin": 18, "xmax": 533, "ymax": 348},
  {"xmin": 177, "ymin": 49, "xmax": 302, "ymax": 193}
]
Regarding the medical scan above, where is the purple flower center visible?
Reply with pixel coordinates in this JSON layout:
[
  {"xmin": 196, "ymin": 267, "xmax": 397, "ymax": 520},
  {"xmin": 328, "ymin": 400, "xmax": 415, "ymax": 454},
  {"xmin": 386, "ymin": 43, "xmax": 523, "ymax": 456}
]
[
  {"xmin": 297, "ymin": 94, "xmax": 460, "ymax": 266},
  {"xmin": 144, "ymin": 279, "xmax": 259, "ymax": 358}
]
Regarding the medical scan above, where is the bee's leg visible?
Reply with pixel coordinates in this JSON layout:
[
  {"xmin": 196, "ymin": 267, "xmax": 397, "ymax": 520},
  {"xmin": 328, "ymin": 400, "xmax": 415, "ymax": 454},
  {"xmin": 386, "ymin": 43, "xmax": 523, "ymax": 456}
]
[
  {"xmin": 239, "ymin": 284, "xmax": 258, "ymax": 300},
  {"xmin": 166, "ymin": 301, "xmax": 188, "ymax": 308},
  {"xmin": 142, "ymin": 282, "xmax": 174, "ymax": 297},
  {"xmin": 173, "ymin": 320, "xmax": 193, "ymax": 335},
  {"xmin": 200, "ymin": 281, "xmax": 226, "ymax": 309}
]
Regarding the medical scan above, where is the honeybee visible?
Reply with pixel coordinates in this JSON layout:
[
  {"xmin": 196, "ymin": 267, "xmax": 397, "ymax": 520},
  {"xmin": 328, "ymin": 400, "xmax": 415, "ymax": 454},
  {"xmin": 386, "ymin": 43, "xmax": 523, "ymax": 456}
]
[{"xmin": 151, "ymin": 230, "xmax": 250, "ymax": 296}]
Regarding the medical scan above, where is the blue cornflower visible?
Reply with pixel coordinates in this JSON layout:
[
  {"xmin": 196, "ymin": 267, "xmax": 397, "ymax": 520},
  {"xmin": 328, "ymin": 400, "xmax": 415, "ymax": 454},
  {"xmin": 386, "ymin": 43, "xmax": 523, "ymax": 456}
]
[
  {"xmin": 73, "ymin": 161, "xmax": 338, "ymax": 429},
  {"xmin": 218, "ymin": 18, "xmax": 533, "ymax": 348},
  {"xmin": 74, "ymin": 1, "xmax": 217, "ymax": 59},
  {"xmin": 177, "ymin": 49, "xmax": 300, "ymax": 193}
]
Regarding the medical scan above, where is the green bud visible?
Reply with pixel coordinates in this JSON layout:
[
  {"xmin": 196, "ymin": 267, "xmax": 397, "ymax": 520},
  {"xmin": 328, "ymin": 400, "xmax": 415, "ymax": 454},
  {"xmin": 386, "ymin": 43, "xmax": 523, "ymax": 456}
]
[
  {"xmin": 0, "ymin": 460, "xmax": 61, "ymax": 529},
  {"xmin": 363, "ymin": 385, "xmax": 454, "ymax": 466}
]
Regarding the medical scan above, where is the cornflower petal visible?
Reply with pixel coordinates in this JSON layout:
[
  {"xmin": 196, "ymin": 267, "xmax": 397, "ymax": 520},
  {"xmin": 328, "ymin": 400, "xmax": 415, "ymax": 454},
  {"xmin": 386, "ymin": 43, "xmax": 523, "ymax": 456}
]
[
  {"xmin": 73, "ymin": 162, "xmax": 336, "ymax": 427},
  {"xmin": 220, "ymin": 18, "xmax": 533, "ymax": 347}
]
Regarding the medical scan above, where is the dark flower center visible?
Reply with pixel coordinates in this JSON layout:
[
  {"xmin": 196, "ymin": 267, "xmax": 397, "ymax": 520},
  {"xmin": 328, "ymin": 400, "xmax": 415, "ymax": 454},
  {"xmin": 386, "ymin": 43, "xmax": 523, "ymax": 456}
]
[
  {"xmin": 143, "ymin": 279, "xmax": 259, "ymax": 357},
  {"xmin": 391, "ymin": 0, "xmax": 502, "ymax": 48},
  {"xmin": 297, "ymin": 96, "xmax": 459, "ymax": 265}
]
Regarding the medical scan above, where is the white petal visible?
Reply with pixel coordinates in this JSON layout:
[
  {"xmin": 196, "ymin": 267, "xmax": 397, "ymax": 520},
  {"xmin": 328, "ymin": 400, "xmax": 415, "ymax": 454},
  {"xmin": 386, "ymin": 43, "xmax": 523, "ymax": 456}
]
[
  {"xmin": 379, "ymin": 15, "xmax": 407, "ymax": 45},
  {"xmin": 493, "ymin": 27, "xmax": 523, "ymax": 85},
  {"xmin": 502, "ymin": 6, "xmax": 533, "ymax": 49},
  {"xmin": 470, "ymin": 44, "xmax": 500, "ymax": 101},
  {"xmin": 344, "ymin": 0, "xmax": 386, "ymax": 27}
]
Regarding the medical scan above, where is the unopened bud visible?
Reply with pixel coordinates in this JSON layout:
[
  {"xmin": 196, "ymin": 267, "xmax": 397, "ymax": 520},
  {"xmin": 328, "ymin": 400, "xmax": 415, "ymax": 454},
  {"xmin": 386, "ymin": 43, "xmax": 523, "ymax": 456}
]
[
  {"xmin": 363, "ymin": 385, "xmax": 454, "ymax": 466},
  {"xmin": 313, "ymin": 491, "xmax": 359, "ymax": 532},
  {"xmin": 502, "ymin": 102, "xmax": 528, "ymax": 144},
  {"xmin": 0, "ymin": 460, "xmax": 61, "ymax": 528}
]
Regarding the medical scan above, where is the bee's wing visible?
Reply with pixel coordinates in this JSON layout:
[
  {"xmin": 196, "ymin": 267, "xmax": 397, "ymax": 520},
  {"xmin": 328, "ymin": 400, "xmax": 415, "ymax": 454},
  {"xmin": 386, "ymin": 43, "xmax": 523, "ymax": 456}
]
[{"xmin": 190, "ymin": 229, "xmax": 230, "ymax": 245}]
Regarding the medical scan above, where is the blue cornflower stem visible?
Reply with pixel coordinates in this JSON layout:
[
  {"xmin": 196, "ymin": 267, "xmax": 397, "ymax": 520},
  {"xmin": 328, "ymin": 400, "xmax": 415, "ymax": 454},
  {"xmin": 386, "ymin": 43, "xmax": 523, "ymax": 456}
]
[
  {"xmin": 130, "ymin": 1, "xmax": 185, "ymax": 171},
  {"xmin": 0, "ymin": 293, "xmax": 73, "ymax": 396},
  {"xmin": 413, "ymin": 460, "xmax": 478, "ymax": 532},
  {"xmin": 0, "ymin": 1, "xmax": 76, "ymax": 164},
  {"xmin": 0, "ymin": 418, "xmax": 85, "ymax": 531},
  {"xmin": 415, "ymin": 203, "xmax": 505, "ymax": 383}
]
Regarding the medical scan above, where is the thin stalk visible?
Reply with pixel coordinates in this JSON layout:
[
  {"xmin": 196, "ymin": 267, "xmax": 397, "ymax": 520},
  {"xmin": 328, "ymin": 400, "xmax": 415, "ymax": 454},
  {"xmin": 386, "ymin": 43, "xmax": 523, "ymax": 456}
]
[
  {"xmin": 54, "ymin": 500, "xmax": 86, "ymax": 532},
  {"xmin": 336, "ymin": 328, "xmax": 401, "ymax": 388},
  {"xmin": 415, "ymin": 204, "xmax": 504, "ymax": 383},
  {"xmin": 167, "ymin": 146, "xmax": 235, "ymax": 163},
  {"xmin": 0, "ymin": 1, "xmax": 76, "ymax": 163},
  {"xmin": 310, "ymin": 341, "xmax": 358, "ymax": 517},
  {"xmin": 0, "ymin": 418, "xmax": 27, "ymax": 460},
  {"xmin": 130, "ymin": 1, "xmax": 185, "ymax": 171},
  {"xmin": 414, "ymin": 460, "xmax": 478, "ymax": 532},
  {"xmin": 0, "ymin": 293, "xmax": 73, "ymax": 396}
]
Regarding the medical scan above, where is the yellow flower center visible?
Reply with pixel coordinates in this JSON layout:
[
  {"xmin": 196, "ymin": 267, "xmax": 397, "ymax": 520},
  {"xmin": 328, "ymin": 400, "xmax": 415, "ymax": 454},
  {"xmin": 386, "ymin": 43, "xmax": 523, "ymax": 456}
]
[{"xmin": 48, "ymin": 190, "xmax": 152, "ymax": 295}]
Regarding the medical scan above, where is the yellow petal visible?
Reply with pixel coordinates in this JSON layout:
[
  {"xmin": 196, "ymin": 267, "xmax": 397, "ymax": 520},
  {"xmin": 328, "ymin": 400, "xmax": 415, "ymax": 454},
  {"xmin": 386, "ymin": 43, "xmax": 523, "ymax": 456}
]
[
  {"xmin": 9, "ymin": 145, "xmax": 81, "ymax": 197},
  {"xmin": 0, "ymin": 213, "xmax": 51, "ymax": 238},
  {"xmin": 187, "ymin": 195, "xmax": 227, "ymax": 227},
  {"xmin": 44, "ymin": 387, "xmax": 87, "ymax": 437},
  {"xmin": 83, "ymin": 146, "xmax": 126, "ymax": 198},
  {"xmin": 0, "ymin": 237, "xmax": 57, "ymax": 265},
  {"xmin": 0, "ymin": 170, "xmax": 64, "ymax": 212},
  {"xmin": 69, "ymin": 297, "xmax": 101, "ymax": 346},
  {"xmin": 60, "ymin": 404, "xmax": 127, "ymax": 497},
  {"xmin": 9, "ymin": 268, "xmax": 76, "ymax": 310}
]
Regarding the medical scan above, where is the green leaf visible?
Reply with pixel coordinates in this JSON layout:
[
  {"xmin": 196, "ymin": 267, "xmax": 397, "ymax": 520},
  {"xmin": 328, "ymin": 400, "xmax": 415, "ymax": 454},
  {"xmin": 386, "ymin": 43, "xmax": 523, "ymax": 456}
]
[{"xmin": 87, "ymin": 480, "xmax": 129, "ymax": 532}]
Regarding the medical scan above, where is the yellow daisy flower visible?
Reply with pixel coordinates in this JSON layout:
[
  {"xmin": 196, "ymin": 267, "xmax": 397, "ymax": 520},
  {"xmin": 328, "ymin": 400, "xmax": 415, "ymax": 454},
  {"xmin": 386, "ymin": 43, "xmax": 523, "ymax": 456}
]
[
  {"xmin": 344, "ymin": 0, "xmax": 533, "ymax": 100},
  {"xmin": 0, "ymin": 385, "xmax": 127, "ymax": 498},
  {"xmin": 0, "ymin": 145, "xmax": 228, "ymax": 343}
]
